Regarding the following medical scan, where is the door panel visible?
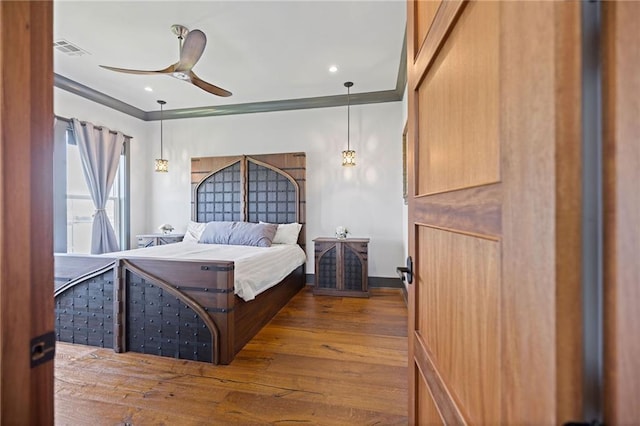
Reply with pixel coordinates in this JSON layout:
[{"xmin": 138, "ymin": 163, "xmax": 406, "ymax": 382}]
[
  {"xmin": 415, "ymin": 1, "xmax": 441, "ymax": 56},
  {"xmin": 417, "ymin": 371, "xmax": 444, "ymax": 425},
  {"xmin": 418, "ymin": 0, "xmax": 499, "ymax": 195},
  {"xmin": 418, "ymin": 227, "xmax": 500, "ymax": 424},
  {"xmin": 407, "ymin": 1, "xmax": 583, "ymax": 423}
]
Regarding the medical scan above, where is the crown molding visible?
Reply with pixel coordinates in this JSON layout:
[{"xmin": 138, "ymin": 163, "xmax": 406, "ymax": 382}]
[
  {"xmin": 145, "ymin": 90, "xmax": 401, "ymax": 121},
  {"xmin": 54, "ymin": 74, "xmax": 147, "ymax": 120},
  {"xmin": 54, "ymin": 30, "xmax": 407, "ymax": 121}
]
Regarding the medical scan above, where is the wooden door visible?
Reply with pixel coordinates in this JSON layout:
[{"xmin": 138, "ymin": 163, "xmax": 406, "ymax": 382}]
[
  {"xmin": 602, "ymin": 1, "xmax": 640, "ymax": 423},
  {"xmin": 0, "ymin": 1, "xmax": 55, "ymax": 423},
  {"xmin": 406, "ymin": 1, "xmax": 583, "ymax": 423}
]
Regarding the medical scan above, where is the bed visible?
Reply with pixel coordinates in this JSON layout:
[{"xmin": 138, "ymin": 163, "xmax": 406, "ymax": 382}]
[{"xmin": 54, "ymin": 152, "xmax": 307, "ymax": 364}]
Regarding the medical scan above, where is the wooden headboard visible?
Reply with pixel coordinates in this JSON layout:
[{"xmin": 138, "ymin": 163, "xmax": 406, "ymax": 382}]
[{"xmin": 190, "ymin": 152, "xmax": 306, "ymax": 247}]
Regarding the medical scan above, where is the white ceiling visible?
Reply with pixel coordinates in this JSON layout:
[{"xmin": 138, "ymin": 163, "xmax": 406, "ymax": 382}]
[{"xmin": 53, "ymin": 0, "xmax": 406, "ymax": 114}]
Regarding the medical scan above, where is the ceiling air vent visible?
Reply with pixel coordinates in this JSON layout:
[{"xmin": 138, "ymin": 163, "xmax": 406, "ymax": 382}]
[{"xmin": 53, "ymin": 39, "xmax": 89, "ymax": 56}]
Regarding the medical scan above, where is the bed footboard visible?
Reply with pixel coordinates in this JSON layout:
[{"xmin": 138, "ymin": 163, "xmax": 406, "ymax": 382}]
[
  {"xmin": 120, "ymin": 258, "xmax": 234, "ymax": 364},
  {"xmin": 54, "ymin": 254, "xmax": 304, "ymax": 364},
  {"xmin": 55, "ymin": 254, "xmax": 235, "ymax": 364}
]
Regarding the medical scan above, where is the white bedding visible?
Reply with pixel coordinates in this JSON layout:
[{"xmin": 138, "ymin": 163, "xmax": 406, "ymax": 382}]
[{"xmin": 107, "ymin": 242, "xmax": 306, "ymax": 301}]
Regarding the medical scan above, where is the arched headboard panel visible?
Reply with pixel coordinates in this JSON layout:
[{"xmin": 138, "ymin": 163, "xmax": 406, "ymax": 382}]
[
  {"xmin": 195, "ymin": 161, "xmax": 242, "ymax": 223},
  {"xmin": 191, "ymin": 152, "xmax": 306, "ymax": 247},
  {"xmin": 246, "ymin": 159, "xmax": 299, "ymax": 224}
]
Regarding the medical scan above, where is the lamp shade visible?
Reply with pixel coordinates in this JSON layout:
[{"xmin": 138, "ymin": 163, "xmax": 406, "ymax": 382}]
[
  {"xmin": 155, "ymin": 158, "xmax": 168, "ymax": 172},
  {"xmin": 342, "ymin": 149, "xmax": 356, "ymax": 166}
]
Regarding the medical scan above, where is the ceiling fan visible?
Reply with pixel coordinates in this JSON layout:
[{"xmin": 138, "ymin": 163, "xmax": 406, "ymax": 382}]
[{"xmin": 100, "ymin": 24, "xmax": 232, "ymax": 97}]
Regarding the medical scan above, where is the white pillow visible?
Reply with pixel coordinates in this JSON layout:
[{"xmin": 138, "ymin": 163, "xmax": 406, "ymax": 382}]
[
  {"xmin": 271, "ymin": 222, "xmax": 302, "ymax": 245},
  {"xmin": 183, "ymin": 221, "xmax": 207, "ymax": 243}
]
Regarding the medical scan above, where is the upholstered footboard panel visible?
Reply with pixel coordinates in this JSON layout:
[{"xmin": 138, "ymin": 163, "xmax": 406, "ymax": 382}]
[
  {"xmin": 54, "ymin": 256, "xmax": 118, "ymax": 348},
  {"xmin": 125, "ymin": 270, "xmax": 214, "ymax": 363},
  {"xmin": 55, "ymin": 268, "xmax": 116, "ymax": 348}
]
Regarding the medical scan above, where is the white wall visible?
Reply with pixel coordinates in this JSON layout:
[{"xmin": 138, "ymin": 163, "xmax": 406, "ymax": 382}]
[{"xmin": 55, "ymin": 89, "xmax": 406, "ymax": 278}]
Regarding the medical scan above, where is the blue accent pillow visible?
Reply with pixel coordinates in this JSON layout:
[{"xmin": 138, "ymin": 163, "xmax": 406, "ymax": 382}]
[{"xmin": 198, "ymin": 221, "xmax": 278, "ymax": 247}]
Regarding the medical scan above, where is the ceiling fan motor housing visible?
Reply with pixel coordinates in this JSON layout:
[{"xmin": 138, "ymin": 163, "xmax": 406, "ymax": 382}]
[{"xmin": 170, "ymin": 24, "xmax": 189, "ymax": 39}]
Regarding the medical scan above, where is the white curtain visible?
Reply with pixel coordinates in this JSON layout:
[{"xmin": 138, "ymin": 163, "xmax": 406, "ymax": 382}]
[{"xmin": 71, "ymin": 118, "xmax": 124, "ymax": 254}]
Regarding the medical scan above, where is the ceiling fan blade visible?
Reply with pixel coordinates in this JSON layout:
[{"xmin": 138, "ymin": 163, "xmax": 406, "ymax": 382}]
[
  {"xmin": 99, "ymin": 63, "xmax": 176, "ymax": 75},
  {"xmin": 175, "ymin": 29, "xmax": 206, "ymax": 72},
  {"xmin": 189, "ymin": 71, "xmax": 232, "ymax": 97}
]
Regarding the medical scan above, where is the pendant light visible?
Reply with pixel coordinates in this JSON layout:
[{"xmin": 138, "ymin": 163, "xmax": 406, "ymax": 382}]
[
  {"xmin": 342, "ymin": 81, "xmax": 356, "ymax": 167},
  {"xmin": 154, "ymin": 100, "xmax": 169, "ymax": 172}
]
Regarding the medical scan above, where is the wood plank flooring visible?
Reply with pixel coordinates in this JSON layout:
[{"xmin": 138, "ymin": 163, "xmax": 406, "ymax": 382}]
[{"xmin": 54, "ymin": 286, "xmax": 408, "ymax": 425}]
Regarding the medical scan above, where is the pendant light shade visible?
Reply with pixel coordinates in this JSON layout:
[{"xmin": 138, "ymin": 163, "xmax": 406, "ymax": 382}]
[
  {"xmin": 155, "ymin": 158, "xmax": 168, "ymax": 173},
  {"xmin": 155, "ymin": 100, "xmax": 168, "ymax": 172},
  {"xmin": 342, "ymin": 149, "xmax": 356, "ymax": 166},
  {"xmin": 342, "ymin": 81, "xmax": 356, "ymax": 167}
]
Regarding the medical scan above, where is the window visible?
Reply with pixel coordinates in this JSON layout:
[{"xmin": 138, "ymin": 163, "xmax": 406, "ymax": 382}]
[{"xmin": 53, "ymin": 120, "xmax": 130, "ymax": 253}]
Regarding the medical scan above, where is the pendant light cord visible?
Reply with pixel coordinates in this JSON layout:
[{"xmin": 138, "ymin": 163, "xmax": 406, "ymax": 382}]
[
  {"xmin": 160, "ymin": 104, "xmax": 163, "ymax": 158},
  {"xmin": 158, "ymin": 100, "xmax": 165, "ymax": 158},
  {"xmin": 347, "ymin": 85, "xmax": 351, "ymax": 151}
]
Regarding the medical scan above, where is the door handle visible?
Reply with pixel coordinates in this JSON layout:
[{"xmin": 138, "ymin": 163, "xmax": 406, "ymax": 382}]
[{"xmin": 396, "ymin": 256, "xmax": 413, "ymax": 284}]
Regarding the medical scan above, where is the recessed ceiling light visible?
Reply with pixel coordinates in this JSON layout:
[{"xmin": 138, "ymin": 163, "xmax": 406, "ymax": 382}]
[
  {"xmin": 329, "ymin": 65, "xmax": 338, "ymax": 73},
  {"xmin": 144, "ymin": 86, "xmax": 153, "ymax": 92}
]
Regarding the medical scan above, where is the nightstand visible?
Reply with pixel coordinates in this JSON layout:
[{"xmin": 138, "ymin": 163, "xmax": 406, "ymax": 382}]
[
  {"xmin": 313, "ymin": 237, "xmax": 369, "ymax": 298},
  {"xmin": 136, "ymin": 233, "xmax": 184, "ymax": 248}
]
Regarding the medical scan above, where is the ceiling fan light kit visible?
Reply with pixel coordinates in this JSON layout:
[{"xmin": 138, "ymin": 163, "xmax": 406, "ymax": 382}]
[{"xmin": 100, "ymin": 24, "xmax": 231, "ymax": 97}]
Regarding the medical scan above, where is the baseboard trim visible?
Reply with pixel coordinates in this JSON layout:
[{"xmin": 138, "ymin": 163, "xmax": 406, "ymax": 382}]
[{"xmin": 305, "ymin": 274, "xmax": 404, "ymax": 289}]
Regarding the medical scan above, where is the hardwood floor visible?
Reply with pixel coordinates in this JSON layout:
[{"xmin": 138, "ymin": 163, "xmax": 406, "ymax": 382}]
[{"xmin": 54, "ymin": 286, "xmax": 408, "ymax": 425}]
